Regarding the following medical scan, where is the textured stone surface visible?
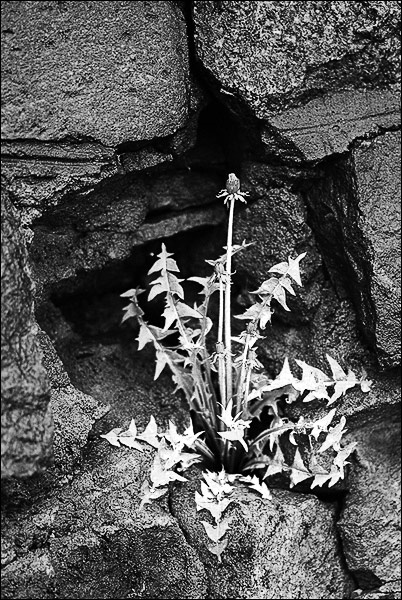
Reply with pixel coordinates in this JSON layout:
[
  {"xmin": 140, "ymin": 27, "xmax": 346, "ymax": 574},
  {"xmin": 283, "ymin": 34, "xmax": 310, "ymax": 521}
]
[
  {"xmin": 1, "ymin": 141, "xmax": 118, "ymax": 223},
  {"xmin": 53, "ymin": 337, "xmax": 191, "ymax": 435},
  {"xmin": 171, "ymin": 472, "xmax": 352, "ymax": 599},
  {"xmin": 193, "ymin": 1, "xmax": 401, "ymax": 160},
  {"xmin": 304, "ymin": 131, "xmax": 401, "ymax": 368},
  {"xmin": 1, "ymin": 1, "xmax": 401, "ymax": 597},
  {"xmin": 1, "ymin": 446, "xmax": 207, "ymax": 599},
  {"xmin": 1, "ymin": 188, "xmax": 52, "ymax": 478},
  {"xmin": 38, "ymin": 331, "xmax": 109, "ymax": 474},
  {"xmin": 353, "ymin": 132, "xmax": 401, "ymax": 368},
  {"xmin": 339, "ymin": 407, "xmax": 401, "ymax": 589},
  {"xmin": 1, "ymin": 1, "xmax": 196, "ymax": 145},
  {"xmin": 267, "ymin": 87, "xmax": 401, "ymax": 161}
]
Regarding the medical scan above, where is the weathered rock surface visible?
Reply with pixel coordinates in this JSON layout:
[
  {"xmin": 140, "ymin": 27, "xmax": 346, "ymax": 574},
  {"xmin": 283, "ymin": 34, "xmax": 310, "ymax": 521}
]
[
  {"xmin": 304, "ymin": 131, "xmax": 401, "ymax": 368},
  {"xmin": 1, "ymin": 188, "xmax": 52, "ymax": 478},
  {"xmin": 1, "ymin": 141, "xmax": 118, "ymax": 224},
  {"xmin": 1, "ymin": 445, "xmax": 208, "ymax": 599},
  {"xmin": 171, "ymin": 472, "xmax": 352, "ymax": 599},
  {"xmin": 266, "ymin": 87, "xmax": 401, "ymax": 162},
  {"xmin": 1, "ymin": 1, "xmax": 196, "ymax": 145},
  {"xmin": 38, "ymin": 331, "xmax": 109, "ymax": 474},
  {"xmin": 1, "ymin": 2, "xmax": 401, "ymax": 598},
  {"xmin": 1, "ymin": 1, "xmax": 203, "ymax": 226},
  {"xmin": 339, "ymin": 407, "xmax": 401, "ymax": 590},
  {"xmin": 193, "ymin": 1, "xmax": 401, "ymax": 161},
  {"xmin": 352, "ymin": 132, "xmax": 401, "ymax": 368}
]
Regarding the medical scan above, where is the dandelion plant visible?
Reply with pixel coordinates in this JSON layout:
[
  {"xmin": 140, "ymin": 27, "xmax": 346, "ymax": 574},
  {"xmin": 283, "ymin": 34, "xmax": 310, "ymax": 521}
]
[{"xmin": 102, "ymin": 174, "xmax": 372, "ymax": 560}]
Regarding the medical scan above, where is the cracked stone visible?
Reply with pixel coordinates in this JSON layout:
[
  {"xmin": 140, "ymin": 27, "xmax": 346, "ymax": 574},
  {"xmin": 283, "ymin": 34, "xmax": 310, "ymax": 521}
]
[
  {"xmin": 171, "ymin": 469, "xmax": 353, "ymax": 599},
  {"xmin": 193, "ymin": 1, "xmax": 400, "ymax": 161}
]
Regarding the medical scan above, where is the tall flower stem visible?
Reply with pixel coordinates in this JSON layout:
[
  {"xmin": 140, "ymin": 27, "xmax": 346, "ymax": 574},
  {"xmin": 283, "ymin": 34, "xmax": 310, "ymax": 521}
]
[
  {"xmin": 224, "ymin": 196, "xmax": 235, "ymax": 407},
  {"xmin": 217, "ymin": 277, "xmax": 226, "ymax": 431}
]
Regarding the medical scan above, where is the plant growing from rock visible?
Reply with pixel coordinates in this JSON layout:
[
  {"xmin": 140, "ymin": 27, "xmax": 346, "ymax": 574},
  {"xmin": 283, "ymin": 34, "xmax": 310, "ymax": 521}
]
[{"xmin": 102, "ymin": 174, "xmax": 372, "ymax": 560}]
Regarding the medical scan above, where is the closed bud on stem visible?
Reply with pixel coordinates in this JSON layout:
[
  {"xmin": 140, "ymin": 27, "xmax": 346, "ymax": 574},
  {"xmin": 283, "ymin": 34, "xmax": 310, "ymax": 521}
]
[{"xmin": 226, "ymin": 173, "xmax": 240, "ymax": 195}]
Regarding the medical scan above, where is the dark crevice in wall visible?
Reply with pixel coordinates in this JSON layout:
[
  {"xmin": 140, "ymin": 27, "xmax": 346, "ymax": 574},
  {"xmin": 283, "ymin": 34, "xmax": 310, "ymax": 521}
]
[{"xmin": 40, "ymin": 223, "xmax": 225, "ymax": 341}]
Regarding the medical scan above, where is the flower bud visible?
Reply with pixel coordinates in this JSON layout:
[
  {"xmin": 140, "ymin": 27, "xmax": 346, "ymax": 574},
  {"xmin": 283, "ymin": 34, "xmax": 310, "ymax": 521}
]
[{"xmin": 226, "ymin": 173, "xmax": 240, "ymax": 195}]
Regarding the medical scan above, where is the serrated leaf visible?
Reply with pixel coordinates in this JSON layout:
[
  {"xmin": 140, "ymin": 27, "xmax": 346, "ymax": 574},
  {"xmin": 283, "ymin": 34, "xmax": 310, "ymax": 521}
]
[
  {"xmin": 310, "ymin": 408, "xmax": 337, "ymax": 440},
  {"xmin": 334, "ymin": 442, "xmax": 357, "ymax": 478},
  {"xmin": 139, "ymin": 480, "xmax": 168, "ymax": 508},
  {"xmin": 207, "ymin": 538, "xmax": 228, "ymax": 561},
  {"xmin": 251, "ymin": 277, "xmax": 280, "ymax": 296},
  {"xmin": 235, "ymin": 303, "xmax": 263, "ymax": 321},
  {"xmin": 148, "ymin": 244, "xmax": 180, "ymax": 275},
  {"xmin": 280, "ymin": 276, "xmax": 296, "ymax": 296},
  {"xmin": 263, "ymin": 444, "xmax": 286, "ymax": 478},
  {"xmin": 272, "ymin": 283, "xmax": 290, "ymax": 311},
  {"xmin": 241, "ymin": 475, "xmax": 272, "ymax": 499},
  {"xmin": 136, "ymin": 323, "xmax": 154, "ymax": 350},
  {"xmin": 268, "ymin": 261, "xmax": 288, "ymax": 275},
  {"xmin": 294, "ymin": 360, "xmax": 331, "ymax": 399},
  {"xmin": 319, "ymin": 417, "xmax": 347, "ymax": 453},
  {"xmin": 100, "ymin": 428, "xmax": 122, "ymax": 447},
  {"xmin": 202, "ymin": 518, "xmax": 232, "ymax": 542},
  {"xmin": 120, "ymin": 288, "xmax": 144, "ymax": 298},
  {"xmin": 176, "ymin": 301, "xmax": 204, "ymax": 321},
  {"xmin": 150, "ymin": 453, "xmax": 187, "ymax": 487},
  {"xmin": 310, "ymin": 471, "xmax": 340, "ymax": 489},
  {"xmin": 154, "ymin": 349, "xmax": 169, "ymax": 380},
  {"xmin": 203, "ymin": 470, "xmax": 233, "ymax": 497},
  {"xmin": 137, "ymin": 416, "xmax": 160, "ymax": 449},
  {"xmin": 162, "ymin": 303, "xmax": 177, "ymax": 330},
  {"xmin": 328, "ymin": 380, "xmax": 357, "ymax": 405},
  {"xmin": 286, "ymin": 253, "xmax": 307, "ymax": 286},
  {"xmin": 290, "ymin": 448, "xmax": 311, "ymax": 487},
  {"xmin": 118, "ymin": 436, "xmax": 144, "ymax": 451},
  {"xmin": 326, "ymin": 355, "xmax": 348, "ymax": 380},
  {"xmin": 121, "ymin": 303, "xmax": 138, "ymax": 323}
]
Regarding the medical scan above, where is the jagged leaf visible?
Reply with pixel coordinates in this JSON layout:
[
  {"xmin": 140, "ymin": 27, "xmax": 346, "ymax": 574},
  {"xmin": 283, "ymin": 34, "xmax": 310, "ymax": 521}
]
[
  {"xmin": 334, "ymin": 442, "xmax": 358, "ymax": 478},
  {"xmin": 137, "ymin": 416, "xmax": 160, "ymax": 449},
  {"xmin": 100, "ymin": 428, "xmax": 122, "ymax": 447},
  {"xmin": 310, "ymin": 408, "xmax": 337, "ymax": 440},
  {"xmin": 290, "ymin": 448, "xmax": 311, "ymax": 487},
  {"xmin": 148, "ymin": 245, "xmax": 180, "ymax": 275},
  {"xmin": 319, "ymin": 417, "xmax": 347, "ymax": 453},
  {"xmin": 119, "ymin": 436, "xmax": 144, "ymax": 451},
  {"xmin": 207, "ymin": 538, "xmax": 228, "ymax": 561},
  {"xmin": 241, "ymin": 475, "xmax": 272, "ymax": 499},
  {"xmin": 150, "ymin": 454, "xmax": 187, "ymax": 487},
  {"xmin": 139, "ymin": 480, "xmax": 168, "ymax": 508},
  {"xmin": 263, "ymin": 444, "xmax": 286, "ymax": 478},
  {"xmin": 195, "ymin": 493, "xmax": 232, "ymax": 521},
  {"xmin": 201, "ymin": 517, "xmax": 232, "ymax": 543}
]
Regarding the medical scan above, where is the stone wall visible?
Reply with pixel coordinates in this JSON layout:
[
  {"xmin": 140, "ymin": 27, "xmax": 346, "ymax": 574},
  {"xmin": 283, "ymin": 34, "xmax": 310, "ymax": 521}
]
[{"xmin": 1, "ymin": 2, "xmax": 400, "ymax": 598}]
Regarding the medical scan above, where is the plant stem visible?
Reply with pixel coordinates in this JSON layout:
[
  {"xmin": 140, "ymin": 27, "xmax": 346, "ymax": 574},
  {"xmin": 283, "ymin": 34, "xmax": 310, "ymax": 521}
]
[
  {"xmin": 235, "ymin": 332, "xmax": 252, "ymax": 415},
  {"xmin": 224, "ymin": 197, "xmax": 235, "ymax": 408},
  {"xmin": 217, "ymin": 279, "xmax": 226, "ymax": 432}
]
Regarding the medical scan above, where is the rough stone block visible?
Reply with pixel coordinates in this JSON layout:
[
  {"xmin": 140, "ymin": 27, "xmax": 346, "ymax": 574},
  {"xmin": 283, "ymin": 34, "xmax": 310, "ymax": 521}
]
[{"xmin": 1, "ymin": 188, "xmax": 52, "ymax": 478}]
